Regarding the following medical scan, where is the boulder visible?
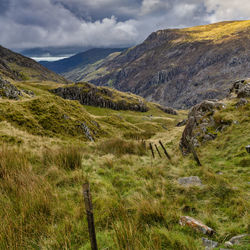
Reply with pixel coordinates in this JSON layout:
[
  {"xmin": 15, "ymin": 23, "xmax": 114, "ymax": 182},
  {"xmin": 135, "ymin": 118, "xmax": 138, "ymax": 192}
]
[
  {"xmin": 235, "ymin": 98, "xmax": 248, "ymax": 108},
  {"xmin": 180, "ymin": 100, "xmax": 223, "ymax": 154},
  {"xmin": 202, "ymin": 238, "xmax": 218, "ymax": 249},
  {"xmin": 179, "ymin": 216, "xmax": 215, "ymax": 236},
  {"xmin": 178, "ymin": 176, "xmax": 202, "ymax": 187},
  {"xmin": 237, "ymin": 83, "xmax": 250, "ymax": 98}
]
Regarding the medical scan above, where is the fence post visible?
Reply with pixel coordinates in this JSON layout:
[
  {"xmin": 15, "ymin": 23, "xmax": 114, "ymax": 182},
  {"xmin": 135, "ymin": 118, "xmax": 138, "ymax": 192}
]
[
  {"xmin": 159, "ymin": 140, "xmax": 171, "ymax": 160},
  {"xmin": 149, "ymin": 142, "xmax": 155, "ymax": 158},
  {"xmin": 82, "ymin": 183, "xmax": 98, "ymax": 250},
  {"xmin": 187, "ymin": 140, "xmax": 202, "ymax": 166},
  {"xmin": 155, "ymin": 144, "xmax": 162, "ymax": 158}
]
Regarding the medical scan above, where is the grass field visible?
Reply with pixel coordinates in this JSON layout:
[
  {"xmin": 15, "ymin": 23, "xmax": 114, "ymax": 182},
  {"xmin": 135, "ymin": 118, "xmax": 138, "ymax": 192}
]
[{"xmin": 0, "ymin": 80, "xmax": 249, "ymax": 249}]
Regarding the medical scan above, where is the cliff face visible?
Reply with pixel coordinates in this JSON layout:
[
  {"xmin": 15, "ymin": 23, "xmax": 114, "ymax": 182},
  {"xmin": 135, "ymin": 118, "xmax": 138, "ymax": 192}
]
[{"xmin": 79, "ymin": 21, "xmax": 250, "ymax": 109}]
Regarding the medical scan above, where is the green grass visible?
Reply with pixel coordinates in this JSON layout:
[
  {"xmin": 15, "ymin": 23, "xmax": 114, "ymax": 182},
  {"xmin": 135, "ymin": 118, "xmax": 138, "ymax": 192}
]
[{"xmin": 0, "ymin": 80, "xmax": 249, "ymax": 249}]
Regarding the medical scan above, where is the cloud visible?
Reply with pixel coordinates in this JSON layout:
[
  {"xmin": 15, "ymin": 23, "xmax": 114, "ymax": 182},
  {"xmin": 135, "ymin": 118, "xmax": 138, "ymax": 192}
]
[
  {"xmin": 204, "ymin": 0, "xmax": 250, "ymax": 23},
  {"xmin": 0, "ymin": 0, "xmax": 249, "ymax": 52}
]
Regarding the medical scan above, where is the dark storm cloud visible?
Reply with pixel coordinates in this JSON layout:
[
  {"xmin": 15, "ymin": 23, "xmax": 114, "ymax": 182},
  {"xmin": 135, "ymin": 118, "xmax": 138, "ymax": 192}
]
[{"xmin": 0, "ymin": 0, "xmax": 249, "ymax": 51}]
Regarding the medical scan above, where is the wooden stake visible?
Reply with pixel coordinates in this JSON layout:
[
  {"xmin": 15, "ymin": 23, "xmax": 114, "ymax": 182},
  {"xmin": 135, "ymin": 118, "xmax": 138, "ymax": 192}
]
[
  {"xmin": 155, "ymin": 144, "xmax": 162, "ymax": 158},
  {"xmin": 159, "ymin": 140, "xmax": 171, "ymax": 160},
  {"xmin": 82, "ymin": 183, "xmax": 98, "ymax": 250},
  {"xmin": 187, "ymin": 141, "xmax": 202, "ymax": 166},
  {"xmin": 149, "ymin": 142, "xmax": 155, "ymax": 158}
]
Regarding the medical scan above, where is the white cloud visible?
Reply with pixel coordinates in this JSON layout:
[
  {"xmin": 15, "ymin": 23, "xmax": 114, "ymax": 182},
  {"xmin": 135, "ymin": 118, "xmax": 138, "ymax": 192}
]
[{"xmin": 204, "ymin": 0, "xmax": 250, "ymax": 23}]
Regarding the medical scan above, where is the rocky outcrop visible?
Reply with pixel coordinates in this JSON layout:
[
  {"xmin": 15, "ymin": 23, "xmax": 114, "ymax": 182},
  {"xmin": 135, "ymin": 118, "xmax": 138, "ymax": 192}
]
[
  {"xmin": 156, "ymin": 104, "xmax": 178, "ymax": 115},
  {"xmin": 230, "ymin": 79, "xmax": 250, "ymax": 98},
  {"xmin": 180, "ymin": 100, "xmax": 224, "ymax": 154},
  {"xmin": 51, "ymin": 83, "xmax": 148, "ymax": 112},
  {"xmin": 0, "ymin": 76, "xmax": 22, "ymax": 100}
]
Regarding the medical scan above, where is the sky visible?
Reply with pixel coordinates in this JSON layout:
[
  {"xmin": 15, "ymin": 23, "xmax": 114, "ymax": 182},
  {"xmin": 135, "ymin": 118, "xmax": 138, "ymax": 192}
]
[{"xmin": 0, "ymin": 0, "xmax": 250, "ymax": 55}]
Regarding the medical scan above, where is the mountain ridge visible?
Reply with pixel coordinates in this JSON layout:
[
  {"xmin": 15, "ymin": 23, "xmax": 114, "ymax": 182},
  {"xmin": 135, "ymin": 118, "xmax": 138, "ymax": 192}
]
[{"xmin": 73, "ymin": 20, "xmax": 250, "ymax": 109}]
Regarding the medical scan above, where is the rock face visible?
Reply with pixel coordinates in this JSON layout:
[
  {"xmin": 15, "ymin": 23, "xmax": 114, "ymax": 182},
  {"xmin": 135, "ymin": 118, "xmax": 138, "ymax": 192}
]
[
  {"xmin": 77, "ymin": 20, "xmax": 250, "ymax": 109},
  {"xmin": 51, "ymin": 82, "xmax": 149, "ymax": 112},
  {"xmin": 180, "ymin": 100, "xmax": 224, "ymax": 154},
  {"xmin": 0, "ymin": 76, "xmax": 22, "ymax": 100},
  {"xmin": 156, "ymin": 104, "xmax": 178, "ymax": 115}
]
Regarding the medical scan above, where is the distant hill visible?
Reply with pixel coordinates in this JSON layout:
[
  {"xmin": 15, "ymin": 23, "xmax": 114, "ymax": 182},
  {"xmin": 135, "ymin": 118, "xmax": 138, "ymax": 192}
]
[
  {"xmin": 39, "ymin": 48, "xmax": 126, "ymax": 74},
  {"xmin": 77, "ymin": 20, "xmax": 250, "ymax": 109},
  {"xmin": 0, "ymin": 45, "xmax": 67, "ymax": 83}
]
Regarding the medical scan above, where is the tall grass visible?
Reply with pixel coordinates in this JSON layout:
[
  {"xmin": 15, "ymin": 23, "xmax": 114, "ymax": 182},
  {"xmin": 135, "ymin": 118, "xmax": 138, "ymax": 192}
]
[
  {"xmin": 0, "ymin": 145, "xmax": 54, "ymax": 249},
  {"xmin": 98, "ymin": 138, "xmax": 147, "ymax": 156}
]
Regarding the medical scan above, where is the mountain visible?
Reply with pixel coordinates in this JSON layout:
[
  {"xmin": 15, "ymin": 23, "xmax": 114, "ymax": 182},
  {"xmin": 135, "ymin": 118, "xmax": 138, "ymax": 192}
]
[
  {"xmin": 0, "ymin": 45, "xmax": 67, "ymax": 83},
  {"xmin": 77, "ymin": 20, "xmax": 250, "ymax": 109},
  {"xmin": 39, "ymin": 48, "xmax": 126, "ymax": 74}
]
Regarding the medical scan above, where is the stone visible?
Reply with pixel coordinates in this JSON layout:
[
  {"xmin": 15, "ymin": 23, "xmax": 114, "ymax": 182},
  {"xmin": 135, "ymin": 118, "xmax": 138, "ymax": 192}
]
[
  {"xmin": 179, "ymin": 100, "xmax": 223, "ymax": 155},
  {"xmin": 179, "ymin": 216, "xmax": 215, "ymax": 236},
  {"xmin": 178, "ymin": 176, "xmax": 202, "ymax": 187},
  {"xmin": 224, "ymin": 241, "xmax": 233, "ymax": 247},
  {"xmin": 76, "ymin": 121, "xmax": 94, "ymax": 142},
  {"xmin": 235, "ymin": 98, "xmax": 248, "ymax": 108},
  {"xmin": 229, "ymin": 234, "xmax": 248, "ymax": 245},
  {"xmin": 202, "ymin": 238, "xmax": 218, "ymax": 249},
  {"xmin": 0, "ymin": 76, "xmax": 22, "ymax": 100},
  {"xmin": 237, "ymin": 83, "xmax": 250, "ymax": 98},
  {"xmin": 176, "ymin": 119, "xmax": 187, "ymax": 127}
]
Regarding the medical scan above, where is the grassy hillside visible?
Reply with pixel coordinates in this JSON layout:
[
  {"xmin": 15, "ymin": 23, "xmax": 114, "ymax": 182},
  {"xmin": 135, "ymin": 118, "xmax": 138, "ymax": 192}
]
[
  {"xmin": 0, "ymin": 45, "xmax": 68, "ymax": 83},
  {"xmin": 40, "ymin": 48, "xmax": 125, "ymax": 74},
  {"xmin": 0, "ymin": 77, "xmax": 249, "ymax": 249}
]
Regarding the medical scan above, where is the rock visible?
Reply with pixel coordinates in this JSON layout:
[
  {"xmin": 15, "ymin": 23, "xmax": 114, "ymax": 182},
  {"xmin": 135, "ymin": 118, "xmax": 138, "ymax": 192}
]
[
  {"xmin": 180, "ymin": 100, "xmax": 224, "ymax": 155},
  {"xmin": 235, "ymin": 98, "xmax": 248, "ymax": 108},
  {"xmin": 176, "ymin": 119, "xmax": 187, "ymax": 127},
  {"xmin": 178, "ymin": 176, "xmax": 202, "ymax": 187},
  {"xmin": 157, "ymin": 104, "xmax": 178, "ymax": 115},
  {"xmin": 202, "ymin": 238, "xmax": 218, "ymax": 249},
  {"xmin": 229, "ymin": 234, "xmax": 248, "ymax": 245},
  {"xmin": 76, "ymin": 121, "xmax": 94, "ymax": 141},
  {"xmin": 0, "ymin": 76, "xmax": 22, "ymax": 100},
  {"xmin": 224, "ymin": 241, "xmax": 233, "ymax": 247},
  {"xmin": 237, "ymin": 83, "xmax": 250, "ymax": 98},
  {"xmin": 22, "ymin": 89, "xmax": 35, "ymax": 96},
  {"xmin": 179, "ymin": 216, "xmax": 215, "ymax": 236}
]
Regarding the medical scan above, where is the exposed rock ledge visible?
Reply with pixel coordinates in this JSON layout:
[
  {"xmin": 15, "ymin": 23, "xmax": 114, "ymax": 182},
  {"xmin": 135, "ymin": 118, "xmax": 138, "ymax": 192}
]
[
  {"xmin": 0, "ymin": 76, "xmax": 22, "ymax": 100},
  {"xmin": 51, "ymin": 83, "xmax": 148, "ymax": 112}
]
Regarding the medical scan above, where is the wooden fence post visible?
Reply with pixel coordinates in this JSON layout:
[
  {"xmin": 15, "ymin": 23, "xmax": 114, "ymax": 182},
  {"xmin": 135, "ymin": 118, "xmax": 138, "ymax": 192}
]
[
  {"xmin": 159, "ymin": 140, "xmax": 171, "ymax": 160},
  {"xmin": 155, "ymin": 144, "xmax": 162, "ymax": 158},
  {"xmin": 187, "ymin": 140, "xmax": 202, "ymax": 166},
  {"xmin": 82, "ymin": 183, "xmax": 98, "ymax": 250},
  {"xmin": 149, "ymin": 142, "xmax": 155, "ymax": 158}
]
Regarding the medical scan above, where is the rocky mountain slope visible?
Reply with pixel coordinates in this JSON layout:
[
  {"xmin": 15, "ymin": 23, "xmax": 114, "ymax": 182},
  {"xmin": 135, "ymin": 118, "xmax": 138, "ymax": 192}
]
[
  {"xmin": 0, "ymin": 45, "xmax": 67, "ymax": 83},
  {"xmin": 39, "ymin": 48, "xmax": 125, "ymax": 75},
  {"xmin": 77, "ymin": 20, "xmax": 250, "ymax": 109}
]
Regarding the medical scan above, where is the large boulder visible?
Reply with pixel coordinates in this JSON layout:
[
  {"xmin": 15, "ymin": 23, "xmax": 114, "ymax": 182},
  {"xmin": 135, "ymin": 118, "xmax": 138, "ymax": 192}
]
[{"xmin": 180, "ymin": 100, "xmax": 223, "ymax": 154}]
